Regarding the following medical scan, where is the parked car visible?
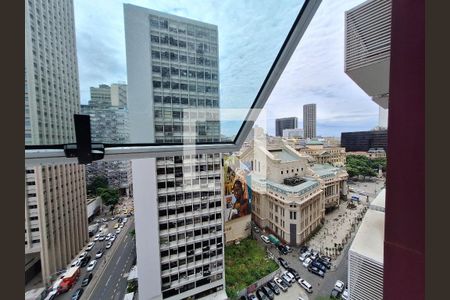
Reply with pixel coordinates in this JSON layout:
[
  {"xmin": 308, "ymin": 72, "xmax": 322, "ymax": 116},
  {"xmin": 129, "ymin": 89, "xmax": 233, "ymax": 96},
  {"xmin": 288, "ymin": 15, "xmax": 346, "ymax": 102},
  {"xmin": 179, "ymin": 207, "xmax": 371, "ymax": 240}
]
[
  {"xmin": 98, "ymin": 235, "xmax": 106, "ymax": 241},
  {"xmin": 119, "ymin": 223, "xmax": 124, "ymax": 228},
  {"xmin": 299, "ymin": 246, "xmax": 309, "ymax": 254},
  {"xmin": 342, "ymin": 288, "xmax": 349, "ymax": 300},
  {"xmin": 109, "ymin": 234, "xmax": 116, "ymax": 242},
  {"xmin": 266, "ymin": 280, "xmax": 280, "ymax": 295},
  {"xmin": 71, "ymin": 288, "xmax": 83, "ymax": 300},
  {"xmin": 81, "ymin": 273, "xmax": 93, "ymax": 287},
  {"xmin": 86, "ymin": 260, "xmax": 97, "ymax": 272},
  {"xmin": 299, "ymin": 252, "xmax": 309, "ymax": 262},
  {"xmin": 280, "ymin": 273, "xmax": 292, "ymax": 287},
  {"xmin": 106, "ymin": 241, "xmax": 112, "ymax": 249},
  {"xmin": 330, "ymin": 288, "xmax": 340, "ymax": 299},
  {"xmin": 317, "ymin": 257, "xmax": 332, "ymax": 269},
  {"xmin": 86, "ymin": 242, "xmax": 95, "ymax": 251},
  {"xmin": 283, "ymin": 244, "xmax": 293, "ymax": 253},
  {"xmin": 260, "ymin": 285, "xmax": 274, "ymax": 300},
  {"xmin": 123, "ymin": 217, "xmax": 128, "ymax": 223},
  {"xmin": 114, "ymin": 223, "xmax": 119, "ymax": 229},
  {"xmin": 278, "ymin": 244, "xmax": 288, "ymax": 255},
  {"xmin": 273, "ymin": 276, "xmax": 288, "ymax": 292},
  {"xmin": 80, "ymin": 255, "xmax": 91, "ymax": 267},
  {"xmin": 116, "ymin": 228, "xmax": 121, "ymax": 234},
  {"xmin": 310, "ymin": 250, "xmax": 319, "ymax": 260},
  {"xmin": 308, "ymin": 265, "xmax": 325, "ymax": 278},
  {"xmin": 278, "ymin": 257, "xmax": 289, "ymax": 269},
  {"xmin": 282, "ymin": 270, "xmax": 295, "ymax": 283},
  {"xmin": 298, "ymin": 279, "xmax": 313, "ymax": 293},
  {"xmin": 253, "ymin": 226, "xmax": 260, "ymax": 233},
  {"xmin": 302, "ymin": 257, "xmax": 312, "ymax": 268},
  {"xmin": 248, "ymin": 294, "xmax": 257, "ymax": 300},
  {"xmin": 286, "ymin": 267, "xmax": 300, "ymax": 280},
  {"xmin": 261, "ymin": 235, "xmax": 270, "ymax": 244},
  {"xmin": 95, "ymin": 249, "xmax": 103, "ymax": 258},
  {"xmin": 255, "ymin": 288, "xmax": 269, "ymax": 300},
  {"xmin": 94, "ymin": 234, "xmax": 100, "ymax": 241},
  {"xmin": 311, "ymin": 260, "xmax": 327, "ymax": 272},
  {"xmin": 334, "ymin": 280, "xmax": 345, "ymax": 293}
]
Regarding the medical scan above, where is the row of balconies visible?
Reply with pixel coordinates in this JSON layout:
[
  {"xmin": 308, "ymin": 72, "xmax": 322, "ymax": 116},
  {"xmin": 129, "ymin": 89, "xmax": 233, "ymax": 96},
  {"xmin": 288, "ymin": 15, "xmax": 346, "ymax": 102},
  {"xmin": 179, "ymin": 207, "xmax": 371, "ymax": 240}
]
[
  {"xmin": 161, "ymin": 256, "xmax": 224, "ymax": 277},
  {"xmin": 159, "ymin": 219, "xmax": 222, "ymax": 237}
]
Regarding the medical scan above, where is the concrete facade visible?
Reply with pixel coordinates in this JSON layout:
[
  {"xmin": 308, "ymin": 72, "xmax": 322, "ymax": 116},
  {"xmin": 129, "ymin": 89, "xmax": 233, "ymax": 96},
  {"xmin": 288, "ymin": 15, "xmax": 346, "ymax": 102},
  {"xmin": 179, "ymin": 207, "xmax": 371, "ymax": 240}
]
[
  {"xmin": 303, "ymin": 104, "xmax": 317, "ymax": 139},
  {"xmin": 296, "ymin": 141, "xmax": 346, "ymax": 167},
  {"xmin": 124, "ymin": 4, "xmax": 226, "ymax": 299},
  {"xmin": 275, "ymin": 117, "xmax": 298, "ymax": 137},
  {"xmin": 25, "ymin": 0, "xmax": 88, "ymax": 286}
]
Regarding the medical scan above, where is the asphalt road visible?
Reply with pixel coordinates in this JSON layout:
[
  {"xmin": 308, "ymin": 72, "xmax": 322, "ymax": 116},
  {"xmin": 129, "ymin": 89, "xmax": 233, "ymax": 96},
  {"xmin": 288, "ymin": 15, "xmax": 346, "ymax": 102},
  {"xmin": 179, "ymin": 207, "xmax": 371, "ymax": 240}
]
[{"xmin": 54, "ymin": 216, "xmax": 135, "ymax": 300}]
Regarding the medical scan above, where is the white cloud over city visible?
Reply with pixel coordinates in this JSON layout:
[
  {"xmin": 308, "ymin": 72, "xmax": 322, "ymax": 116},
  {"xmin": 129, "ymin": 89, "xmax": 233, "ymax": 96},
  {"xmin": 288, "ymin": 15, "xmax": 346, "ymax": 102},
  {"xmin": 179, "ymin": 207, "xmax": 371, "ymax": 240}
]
[{"xmin": 74, "ymin": 0, "xmax": 378, "ymax": 138}]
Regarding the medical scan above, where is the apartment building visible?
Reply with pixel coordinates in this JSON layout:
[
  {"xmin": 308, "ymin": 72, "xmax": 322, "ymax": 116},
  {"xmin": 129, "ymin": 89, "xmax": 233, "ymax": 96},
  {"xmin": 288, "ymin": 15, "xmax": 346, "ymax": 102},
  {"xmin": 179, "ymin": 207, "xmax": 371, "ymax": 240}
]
[
  {"xmin": 124, "ymin": 4, "xmax": 226, "ymax": 299},
  {"xmin": 81, "ymin": 84, "xmax": 133, "ymax": 196},
  {"xmin": 25, "ymin": 0, "xmax": 88, "ymax": 286}
]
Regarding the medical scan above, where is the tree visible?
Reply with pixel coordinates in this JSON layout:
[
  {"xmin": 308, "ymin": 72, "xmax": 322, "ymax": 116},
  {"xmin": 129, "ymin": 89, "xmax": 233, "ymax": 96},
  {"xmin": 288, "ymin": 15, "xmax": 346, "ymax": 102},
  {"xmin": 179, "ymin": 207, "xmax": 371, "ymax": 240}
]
[
  {"xmin": 87, "ymin": 176, "xmax": 108, "ymax": 196},
  {"xmin": 346, "ymin": 155, "xmax": 378, "ymax": 180},
  {"xmin": 97, "ymin": 187, "xmax": 120, "ymax": 208}
]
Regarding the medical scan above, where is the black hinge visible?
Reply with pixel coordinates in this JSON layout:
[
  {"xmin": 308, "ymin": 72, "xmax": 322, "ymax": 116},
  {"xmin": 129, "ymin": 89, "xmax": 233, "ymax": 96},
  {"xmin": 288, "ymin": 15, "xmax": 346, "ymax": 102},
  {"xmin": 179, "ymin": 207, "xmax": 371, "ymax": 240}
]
[{"xmin": 64, "ymin": 114, "xmax": 105, "ymax": 164}]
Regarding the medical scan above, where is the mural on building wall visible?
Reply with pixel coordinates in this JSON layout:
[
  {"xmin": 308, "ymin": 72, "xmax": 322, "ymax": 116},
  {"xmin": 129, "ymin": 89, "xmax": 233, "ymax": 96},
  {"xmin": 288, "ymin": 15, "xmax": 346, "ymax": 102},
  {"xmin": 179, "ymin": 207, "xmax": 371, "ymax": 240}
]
[{"xmin": 223, "ymin": 155, "xmax": 252, "ymax": 222}]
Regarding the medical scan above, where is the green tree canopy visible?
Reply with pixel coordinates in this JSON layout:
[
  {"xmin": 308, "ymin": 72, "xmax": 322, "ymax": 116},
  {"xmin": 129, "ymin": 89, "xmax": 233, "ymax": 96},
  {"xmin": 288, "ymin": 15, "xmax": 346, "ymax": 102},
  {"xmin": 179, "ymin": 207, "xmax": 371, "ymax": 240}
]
[
  {"xmin": 87, "ymin": 176, "xmax": 108, "ymax": 196},
  {"xmin": 346, "ymin": 155, "xmax": 384, "ymax": 179},
  {"xmin": 97, "ymin": 187, "xmax": 120, "ymax": 207}
]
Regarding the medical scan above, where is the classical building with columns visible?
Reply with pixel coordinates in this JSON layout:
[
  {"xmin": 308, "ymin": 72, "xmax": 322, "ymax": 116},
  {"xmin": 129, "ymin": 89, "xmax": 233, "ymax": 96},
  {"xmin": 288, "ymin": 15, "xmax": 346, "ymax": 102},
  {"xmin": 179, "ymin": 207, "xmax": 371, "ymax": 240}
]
[
  {"xmin": 238, "ymin": 141, "xmax": 348, "ymax": 246},
  {"xmin": 295, "ymin": 140, "xmax": 347, "ymax": 167}
]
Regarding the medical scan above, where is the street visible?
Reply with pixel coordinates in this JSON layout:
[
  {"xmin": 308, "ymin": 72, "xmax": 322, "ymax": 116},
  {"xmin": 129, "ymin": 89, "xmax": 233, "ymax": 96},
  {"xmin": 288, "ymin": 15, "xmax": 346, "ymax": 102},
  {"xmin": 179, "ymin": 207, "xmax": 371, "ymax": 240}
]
[{"xmin": 54, "ymin": 214, "xmax": 135, "ymax": 300}]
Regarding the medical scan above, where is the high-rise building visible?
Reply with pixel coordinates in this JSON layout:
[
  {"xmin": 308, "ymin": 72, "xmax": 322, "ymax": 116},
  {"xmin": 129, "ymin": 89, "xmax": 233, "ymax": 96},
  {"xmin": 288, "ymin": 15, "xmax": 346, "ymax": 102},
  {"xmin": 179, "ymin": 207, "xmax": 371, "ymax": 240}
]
[
  {"xmin": 379, "ymin": 107, "xmax": 388, "ymax": 129},
  {"xmin": 341, "ymin": 130, "xmax": 388, "ymax": 152},
  {"xmin": 81, "ymin": 84, "xmax": 133, "ymax": 196},
  {"xmin": 303, "ymin": 103, "xmax": 316, "ymax": 139},
  {"xmin": 125, "ymin": 4, "xmax": 226, "ymax": 300},
  {"xmin": 275, "ymin": 117, "xmax": 298, "ymax": 137},
  {"xmin": 25, "ymin": 0, "xmax": 88, "ymax": 286}
]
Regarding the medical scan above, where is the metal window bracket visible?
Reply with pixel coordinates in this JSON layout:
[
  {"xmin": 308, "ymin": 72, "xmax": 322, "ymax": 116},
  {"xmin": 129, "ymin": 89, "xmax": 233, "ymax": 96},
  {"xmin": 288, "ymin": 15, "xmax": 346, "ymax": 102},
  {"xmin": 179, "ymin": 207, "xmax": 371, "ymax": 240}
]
[{"xmin": 64, "ymin": 114, "xmax": 105, "ymax": 164}]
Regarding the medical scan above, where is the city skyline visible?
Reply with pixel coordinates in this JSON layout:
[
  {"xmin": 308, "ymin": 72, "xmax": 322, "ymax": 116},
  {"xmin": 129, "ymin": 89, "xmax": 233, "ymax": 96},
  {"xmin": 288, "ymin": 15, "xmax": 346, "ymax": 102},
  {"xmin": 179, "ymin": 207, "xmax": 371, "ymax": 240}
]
[{"xmin": 73, "ymin": 0, "xmax": 378, "ymax": 139}]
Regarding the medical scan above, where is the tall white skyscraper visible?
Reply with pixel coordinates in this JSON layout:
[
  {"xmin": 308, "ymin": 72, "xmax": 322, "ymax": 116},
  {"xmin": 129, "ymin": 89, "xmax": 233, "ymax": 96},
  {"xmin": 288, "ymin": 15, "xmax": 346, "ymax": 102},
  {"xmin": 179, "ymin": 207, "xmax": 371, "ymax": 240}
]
[
  {"xmin": 303, "ymin": 103, "xmax": 317, "ymax": 139},
  {"xmin": 25, "ymin": 0, "xmax": 88, "ymax": 286},
  {"xmin": 125, "ymin": 4, "xmax": 226, "ymax": 300},
  {"xmin": 379, "ymin": 107, "xmax": 388, "ymax": 129}
]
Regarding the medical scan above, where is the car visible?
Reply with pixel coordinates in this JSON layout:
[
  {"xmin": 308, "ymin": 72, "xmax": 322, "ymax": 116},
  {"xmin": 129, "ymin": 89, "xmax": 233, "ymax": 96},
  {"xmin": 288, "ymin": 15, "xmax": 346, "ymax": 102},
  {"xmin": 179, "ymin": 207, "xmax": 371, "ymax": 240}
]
[
  {"xmin": 330, "ymin": 288, "xmax": 340, "ymax": 299},
  {"xmin": 308, "ymin": 265, "xmax": 325, "ymax": 278},
  {"xmin": 119, "ymin": 223, "xmax": 124, "ymax": 228},
  {"xmin": 98, "ymin": 235, "xmax": 106, "ymax": 241},
  {"xmin": 317, "ymin": 257, "xmax": 332, "ymax": 269},
  {"xmin": 342, "ymin": 288, "xmax": 349, "ymax": 300},
  {"xmin": 299, "ymin": 252, "xmax": 309, "ymax": 262},
  {"xmin": 70, "ymin": 259, "xmax": 81, "ymax": 268},
  {"xmin": 280, "ymin": 274, "xmax": 292, "ymax": 287},
  {"xmin": 86, "ymin": 242, "xmax": 95, "ymax": 251},
  {"xmin": 81, "ymin": 273, "xmax": 93, "ymax": 287},
  {"xmin": 321, "ymin": 255, "xmax": 332, "ymax": 262},
  {"xmin": 253, "ymin": 226, "xmax": 260, "ymax": 233},
  {"xmin": 302, "ymin": 257, "xmax": 312, "ymax": 268},
  {"xmin": 80, "ymin": 255, "xmax": 91, "ymax": 267},
  {"xmin": 297, "ymin": 297, "xmax": 305, "ymax": 300},
  {"xmin": 261, "ymin": 235, "xmax": 270, "ymax": 244},
  {"xmin": 260, "ymin": 285, "xmax": 274, "ymax": 300},
  {"xmin": 109, "ymin": 234, "xmax": 116, "ymax": 242},
  {"xmin": 87, "ymin": 260, "xmax": 97, "ymax": 271},
  {"xmin": 277, "ymin": 244, "xmax": 288, "ymax": 255},
  {"xmin": 273, "ymin": 276, "xmax": 288, "ymax": 292},
  {"xmin": 298, "ymin": 279, "xmax": 313, "ymax": 293},
  {"xmin": 95, "ymin": 249, "xmax": 103, "ymax": 258},
  {"xmin": 334, "ymin": 280, "xmax": 345, "ymax": 293},
  {"xmin": 311, "ymin": 260, "xmax": 327, "ymax": 272},
  {"xmin": 94, "ymin": 234, "xmax": 100, "ymax": 241},
  {"xmin": 79, "ymin": 252, "xmax": 87, "ymax": 260},
  {"xmin": 116, "ymin": 228, "xmax": 121, "ymax": 234},
  {"xmin": 106, "ymin": 233, "xmax": 112, "ymax": 240},
  {"xmin": 110, "ymin": 216, "xmax": 116, "ymax": 221},
  {"xmin": 278, "ymin": 257, "xmax": 289, "ymax": 269},
  {"xmin": 266, "ymin": 280, "xmax": 280, "ymax": 295},
  {"xmin": 310, "ymin": 250, "xmax": 319, "ymax": 260},
  {"xmin": 255, "ymin": 289, "xmax": 269, "ymax": 300},
  {"xmin": 282, "ymin": 271, "xmax": 295, "ymax": 283},
  {"xmin": 284, "ymin": 245, "xmax": 293, "ymax": 253},
  {"xmin": 286, "ymin": 267, "xmax": 300, "ymax": 280},
  {"xmin": 123, "ymin": 217, "xmax": 128, "ymax": 223},
  {"xmin": 299, "ymin": 246, "xmax": 309, "ymax": 254},
  {"xmin": 106, "ymin": 241, "xmax": 112, "ymax": 249},
  {"xmin": 248, "ymin": 294, "xmax": 257, "ymax": 300},
  {"xmin": 71, "ymin": 288, "xmax": 84, "ymax": 300},
  {"xmin": 114, "ymin": 223, "xmax": 119, "ymax": 229}
]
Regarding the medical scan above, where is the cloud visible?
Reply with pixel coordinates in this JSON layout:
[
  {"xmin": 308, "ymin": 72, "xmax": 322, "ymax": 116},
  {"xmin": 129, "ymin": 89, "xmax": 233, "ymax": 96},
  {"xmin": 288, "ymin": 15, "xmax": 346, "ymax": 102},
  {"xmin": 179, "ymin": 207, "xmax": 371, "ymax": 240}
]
[{"xmin": 73, "ymin": 0, "xmax": 377, "ymax": 138}]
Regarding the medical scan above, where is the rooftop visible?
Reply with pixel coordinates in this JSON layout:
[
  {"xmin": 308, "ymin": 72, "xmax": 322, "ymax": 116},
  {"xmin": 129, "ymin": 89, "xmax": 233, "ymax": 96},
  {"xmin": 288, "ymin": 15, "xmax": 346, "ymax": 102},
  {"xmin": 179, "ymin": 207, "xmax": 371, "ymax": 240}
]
[
  {"xmin": 370, "ymin": 188, "xmax": 386, "ymax": 212},
  {"xmin": 268, "ymin": 149, "xmax": 299, "ymax": 163},
  {"xmin": 350, "ymin": 209, "xmax": 385, "ymax": 264},
  {"xmin": 311, "ymin": 164, "xmax": 340, "ymax": 178},
  {"xmin": 251, "ymin": 173, "xmax": 320, "ymax": 197}
]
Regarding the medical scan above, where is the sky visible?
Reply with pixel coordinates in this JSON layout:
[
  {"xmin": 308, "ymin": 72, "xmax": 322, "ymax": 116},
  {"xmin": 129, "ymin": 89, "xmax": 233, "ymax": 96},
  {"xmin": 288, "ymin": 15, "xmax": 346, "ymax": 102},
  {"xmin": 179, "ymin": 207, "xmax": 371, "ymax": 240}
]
[{"xmin": 73, "ymin": 0, "xmax": 379, "ymax": 139}]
